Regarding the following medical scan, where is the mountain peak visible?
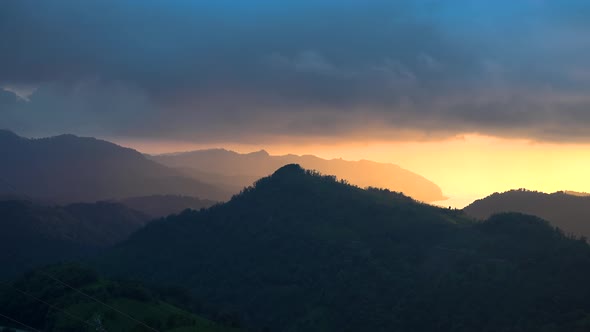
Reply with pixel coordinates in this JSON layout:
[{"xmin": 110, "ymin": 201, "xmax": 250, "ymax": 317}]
[
  {"xmin": 252, "ymin": 164, "xmax": 308, "ymax": 189},
  {"xmin": 152, "ymin": 147, "xmax": 446, "ymax": 202},
  {"xmin": 237, "ymin": 164, "xmax": 347, "ymax": 203},
  {"xmin": 247, "ymin": 149, "xmax": 270, "ymax": 157},
  {"xmin": 271, "ymin": 163, "xmax": 305, "ymax": 177}
]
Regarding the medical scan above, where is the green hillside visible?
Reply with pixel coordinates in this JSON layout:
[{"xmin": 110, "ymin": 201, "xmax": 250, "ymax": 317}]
[{"xmin": 0, "ymin": 264, "xmax": 241, "ymax": 332}]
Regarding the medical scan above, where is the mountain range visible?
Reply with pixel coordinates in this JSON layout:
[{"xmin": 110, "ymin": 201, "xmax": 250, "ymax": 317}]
[
  {"xmin": 151, "ymin": 148, "xmax": 446, "ymax": 202},
  {"xmin": 0, "ymin": 130, "xmax": 446, "ymax": 204},
  {"xmin": 464, "ymin": 189, "xmax": 590, "ymax": 239},
  {"xmin": 0, "ymin": 130, "xmax": 229, "ymax": 203},
  {"xmin": 97, "ymin": 165, "xmax": 590, "ymax": 332},
  {"xmin": 4, "ymin": 129, "xmax": 590, "ymax": 331}
]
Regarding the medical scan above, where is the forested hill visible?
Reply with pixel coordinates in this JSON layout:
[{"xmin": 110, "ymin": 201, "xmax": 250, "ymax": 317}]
[
  {"xmin": 151, "ymin": 148, "xmax": 446, "ymax": 202},
  {"xmin": 98, "ymin": 165, "xmax": 590, "ymax": 332},
  {"xmin": 0, "ymin": 200, "xmax": 149, "ymax": 278},
  {"xmin": 464, "ymin": 189, "xmax": 590, "ymax": 239},
  {"xmin": 0, "ymin": 264, "xmax": 242, "ymax": 332}
]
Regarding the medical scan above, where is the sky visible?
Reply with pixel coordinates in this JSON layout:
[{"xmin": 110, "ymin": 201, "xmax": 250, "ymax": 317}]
[{"xmin": 1, "ymin": 0, "xmax": 590, "ymax": 206}]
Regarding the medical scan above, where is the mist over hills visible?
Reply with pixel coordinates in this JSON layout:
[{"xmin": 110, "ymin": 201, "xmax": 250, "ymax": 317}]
[
  {"xmin": 4, "ymin": 128, "xmax": 590, "ymax": 331},
  {"xmin": 98, "ymin": 165, "xmax": 590, "ymax": 332},
  {"xmin": 0, "ymin": 130, "xmax": 230, "ymax": 203},
  {"xmin": 464, "ymin": 189, "xmax": 590, "ymax": 239},
  {"xmin": 4, "ymin": 2, "xmax": 590, "ymax": 331},
  {"xmin": 151, "ymin": 148, "xmax": 446, "ymax": 202},
  {"xmin": 0, "ymin": 130, "xmax": 445, "ymax": 204}
]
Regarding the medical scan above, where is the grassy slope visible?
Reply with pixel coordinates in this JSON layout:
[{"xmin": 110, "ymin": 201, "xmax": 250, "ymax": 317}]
[
  {"xmin": 0, "ymin": 265, "xmax": 240, "ymax": 332},
  {"xmin": 55, "ymin": 298, "xmax": 238, "ymax": 332}
]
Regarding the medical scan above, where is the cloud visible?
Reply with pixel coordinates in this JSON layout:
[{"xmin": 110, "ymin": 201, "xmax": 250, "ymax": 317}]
[
  {"xmin": 1, "ymin": 85, "xmax": 37, "ymax": 102},
  {"xmin": 1, "ymin": 0, "xmax": 590, "ymax": 142}
]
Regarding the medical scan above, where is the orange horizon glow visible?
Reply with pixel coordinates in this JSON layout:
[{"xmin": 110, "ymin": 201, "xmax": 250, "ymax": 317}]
[{"xmin": 112, "ymin": 134, "xmax": 590, "ymax": 208}]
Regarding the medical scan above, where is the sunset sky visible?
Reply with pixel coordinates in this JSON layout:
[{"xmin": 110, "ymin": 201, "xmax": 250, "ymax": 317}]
[
  {"xmin": 2, "ymin": 1, "xmax": 590, "ymax": 206},
  {"xmin": 114, "ymin": 134, "xmax": 590, "ymax": 208}
]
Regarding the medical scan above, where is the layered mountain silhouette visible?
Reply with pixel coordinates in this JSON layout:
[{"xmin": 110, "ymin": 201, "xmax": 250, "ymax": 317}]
[
  {"xmin": 0, "ymin": 130, "xmax": 230, "ymax": 203},
  {"xmin": 151, "ymin": 148, "xmax": 446, "ymax": 202},
  {"xmin": 464, "ymin": 189, "xmax": 590, "ymax": 239},
  {"xmin": 0, "ymin": 199, "xmax": 149, "ymax": 278},
  {"xmin": 98, "ymin": 165, "xmax": 590, "ymax": 332},
  {"xmin": 119, "ymin": 194, "xmax": 216, "ymax": 218}
]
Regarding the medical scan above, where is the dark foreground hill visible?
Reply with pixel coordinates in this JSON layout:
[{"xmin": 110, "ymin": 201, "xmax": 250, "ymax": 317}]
[
  {"xmin": 98, "ymin": 165, "xmax": 590, "ymax": 332},
  {"xmin": 151, "ymin": 148, "xmax": 446, "ymax": 202},
  {"xmin": 0, "ymin": 130, "xmax": 229, "ymax": 203},
  {"xmin": 464, "ymin": 189, "xmax": 590, "ymax": 239},
  {"xmin": 0, "ymin": 264, "xmax": 241, "ymax": 332},
  {"xmin": 0, "ymin": 200, "xmax": 149, "ymax": 278}
]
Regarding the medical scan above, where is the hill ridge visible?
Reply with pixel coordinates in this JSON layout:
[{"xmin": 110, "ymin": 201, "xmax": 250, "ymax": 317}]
[
  {"xmin": 151, "ymin": 148, "xmax": 446, "ymax": 202},
  {"xmin": 464, "ymin": 188, "xmax": 590, "ymax": 239},
  {"xmin": 0, "ymin": 131, "xmax": 230, "ymax": 203}
]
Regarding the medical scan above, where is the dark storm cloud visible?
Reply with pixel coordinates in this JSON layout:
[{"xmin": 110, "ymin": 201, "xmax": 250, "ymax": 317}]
[{"xmin": 1, "ymin": 0, "xmax": 590, "ymax": 142}]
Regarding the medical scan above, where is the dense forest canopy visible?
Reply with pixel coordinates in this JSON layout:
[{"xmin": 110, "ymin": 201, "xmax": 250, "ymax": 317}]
[{"xmin": 97, "ymin": 165, "xmax": 590, "ymax": 332}]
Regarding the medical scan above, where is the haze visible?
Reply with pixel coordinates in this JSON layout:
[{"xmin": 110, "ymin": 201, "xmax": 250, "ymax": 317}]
[
  {"xmin": 4, "ymin": 2, "xmax": 590, "ymax": 331},
  {"xmin": 2, "ymin": 0, "xmax": 590, "ymax": 206},
  {"xmin": 114, "ymin": 134, "xmax": 590, "ymax": 208}
]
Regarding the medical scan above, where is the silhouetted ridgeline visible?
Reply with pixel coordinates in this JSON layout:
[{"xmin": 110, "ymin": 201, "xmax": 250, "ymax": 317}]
[
  {"xmin": 151, "ymin": 148, "xmax": 446, "ymax": 202},
  {"xmin": 97, "ymin": 165, "xmax": 590, "ymax": 332},
  {"xmin": 0, "ymin": 130, "xmax": 230, "ymax": 203},
  {"xmin": 464, "ymin": 189, "xmax": 590, "ymax": 239},
  {"xmin": 563, "ymin": 191, "xmax": 590, "ymax": 197}
]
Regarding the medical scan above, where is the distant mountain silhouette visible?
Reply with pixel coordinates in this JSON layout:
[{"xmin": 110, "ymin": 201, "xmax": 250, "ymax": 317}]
[
  {"xmin": 151, "ymin": 148, "xmax": 446, "ymax": 202},
  {"xmin": 119, "ymin": 194, "xmax": 216, "ymax": 218},
  {"xmin": 0, "ymin": 199, "xmax": 149, "ymax": 278},
  {"xmin": 564, "ymin": 190, "xmax": 590, "ymax": 197},
  {"xmin": 464, "ymin": 189, "xmax": 590, "ymax": 239},
  {"xmin": 0, "ymin": 130, "xmax": 230, "ymax": 203},
  {"xmin": 98, "ymin": 165, "xmax": 590, "ymax": 332},
  {"xmin": 173, "ymin": 167, "xmax": 261, "ymax": 195}
]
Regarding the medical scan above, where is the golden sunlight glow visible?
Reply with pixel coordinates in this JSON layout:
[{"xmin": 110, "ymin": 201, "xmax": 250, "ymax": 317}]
[{"xmin": 114, "ymin": 134, "xmax": 590, "ymax": 208}]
